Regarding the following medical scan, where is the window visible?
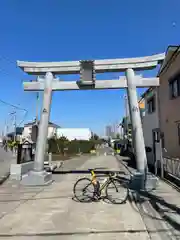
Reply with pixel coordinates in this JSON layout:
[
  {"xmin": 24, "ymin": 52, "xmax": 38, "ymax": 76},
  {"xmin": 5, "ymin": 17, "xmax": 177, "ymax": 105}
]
[
  {"xmin": 169, "ymin": 75, "xmax": 180, "ymax": 99},
  {"xmin": 153, "ymin": 131, "xmax": 160, "ymax": 143},
  {"xmin": 161, "ymin": 132, "xmax": 165, "ymax": 148},
  {"xmin": 177, "ymin": 123, "xmax": 180, "ymax": 145},
  {"xmin": 28, "ymin": 127, "xmax": 32, "ymax": 134},
  {"xmin": 147, "ymin": 96, "xmax": 156, "ymax": 114}
]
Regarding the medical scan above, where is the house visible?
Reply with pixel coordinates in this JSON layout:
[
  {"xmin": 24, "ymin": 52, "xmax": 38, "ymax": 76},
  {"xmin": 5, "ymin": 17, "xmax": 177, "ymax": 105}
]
[
  {"xmin": 138, "ymin": 45, "xmax": 180, "ymax": 173},
  {"xmin": 140, "ymin": 87, "xmax": 160, "ymax": 169},
  {"xmin": 121, "ymin": 99, "xmax": 146, "ymax": 142},
  {"xmin": 56, "ymin": 128, "xmax": 92, "ymax": 141},
  {"xmin": 22, "ymin": 120, "xmax": 60, "ymax": 140},
  {"xmin": 7, "ymin": 127, "xmax": 24, "ymax": 141},
  {"xmin": 158, "ymin": 45, "xmax": 180, "ymax": 158},
  {"xmin": 138, "ymin": 98, "xmax": 145, "ymax": 119}
]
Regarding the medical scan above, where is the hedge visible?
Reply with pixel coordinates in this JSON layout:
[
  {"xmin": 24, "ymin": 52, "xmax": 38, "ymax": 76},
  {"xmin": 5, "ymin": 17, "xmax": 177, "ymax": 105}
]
[{"xmin": 48, "ymin": 137, "xmax": 96, "ymax": 155}]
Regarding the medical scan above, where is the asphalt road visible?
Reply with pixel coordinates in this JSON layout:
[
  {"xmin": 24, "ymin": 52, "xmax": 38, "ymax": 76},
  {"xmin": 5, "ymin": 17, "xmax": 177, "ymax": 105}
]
[
  {"xmin": 52, "ymin": 154, "xmax": 94, "ymax": 182},
  {"xmin": 0, "ymin": 147, "xmax": 15, "ymax": 183},
  {"xmin": 52, "ymin": 145, "xmax": 116, "ymax": 183},
  {"xmin": 96, "ymin": 144, "xmax": 114, "ymax": 155},
  {"xmin": 0, "ymin": 145, "xmax": 114, "ymax": 184}
]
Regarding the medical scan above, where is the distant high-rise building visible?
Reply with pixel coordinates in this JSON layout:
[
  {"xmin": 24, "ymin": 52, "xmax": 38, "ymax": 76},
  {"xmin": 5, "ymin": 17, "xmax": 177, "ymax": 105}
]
[{"xmin": 105, "ymin": 125, "xmax": 113, "ymax": 138}]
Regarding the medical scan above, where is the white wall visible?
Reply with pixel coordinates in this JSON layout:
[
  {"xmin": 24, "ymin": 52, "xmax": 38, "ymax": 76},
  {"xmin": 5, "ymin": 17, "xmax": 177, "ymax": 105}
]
[
  {"xmin": 22, "ymin": 126, "xmax": 32, "ymax": 139},
  {"xmin": 47, "ymin": 126, "xmax": 57, "ymax": 139},
  {"xmin": 141, "ymin": 88, "xmax": 160, "ymax": 165},
  {"xmin": 56, "ymin": 128, "xmax": 92, "ymax": 141},
  {"xmin": 22, "ymin": 125, "xmax": 57, "ymax": 140}
]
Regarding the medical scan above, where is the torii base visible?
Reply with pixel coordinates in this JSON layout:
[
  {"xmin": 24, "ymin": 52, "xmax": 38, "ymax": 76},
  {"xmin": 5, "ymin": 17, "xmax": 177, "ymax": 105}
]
[
  {"xmin": 130, "ymin": 172, "xmax": 159, "ymax": 191},
  {"xmin": 21, "ymin": 170, "xmax": 52, "ymax": 186}
]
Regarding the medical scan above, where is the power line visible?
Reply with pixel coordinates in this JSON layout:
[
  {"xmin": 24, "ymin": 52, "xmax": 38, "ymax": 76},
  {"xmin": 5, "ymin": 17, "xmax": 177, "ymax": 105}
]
[
  {"xmin": 0, "ymin": 98, "xmax": 27, "ymax": 112},
  {"xmin": 0, "ymin": 55, "xmax": 23, "ymax": 78},
  {"xmin": 17, "ymin": 111, "xmax": 28, "ymax": 127},
  {"xmin": 0, "ymin": 56, "xmax": 30, "ymax": 127},
  {"xmin": 0, "ymin": 55, "xmax": 16, "ymax": 66}
]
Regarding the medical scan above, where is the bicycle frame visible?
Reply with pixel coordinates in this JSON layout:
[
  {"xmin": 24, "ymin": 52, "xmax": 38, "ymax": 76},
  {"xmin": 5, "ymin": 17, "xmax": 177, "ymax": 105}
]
[
  {"xmin": 90, "ymin": 170, "xmax": 114, "ymax": 194},
  {"xmin": 99, "ymin": 177, "xmax": 110, "ymax": 192}
]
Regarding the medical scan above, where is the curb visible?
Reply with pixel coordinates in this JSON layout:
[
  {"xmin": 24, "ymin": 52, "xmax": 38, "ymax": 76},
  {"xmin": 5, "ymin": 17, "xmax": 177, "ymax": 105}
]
[{"xmin": 0, "ymin": 172, "xmax": 10, "ymax": 185}]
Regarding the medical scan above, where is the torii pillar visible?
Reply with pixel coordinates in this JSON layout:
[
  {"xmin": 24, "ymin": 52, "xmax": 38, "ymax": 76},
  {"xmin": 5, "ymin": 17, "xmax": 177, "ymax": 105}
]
[
  {"xmin": 126, "ymin": 69, "xmax": 147, "ymax": 189},
  {"xmin": 21, "ymin": 72, "xmax": 53, "ymax": 185}
]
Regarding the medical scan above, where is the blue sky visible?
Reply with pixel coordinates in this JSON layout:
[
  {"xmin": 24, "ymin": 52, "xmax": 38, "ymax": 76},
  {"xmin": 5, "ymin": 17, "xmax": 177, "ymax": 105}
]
[{"xmin": 0, "ymin": 0, "xmax": 179, "ymax": 135}]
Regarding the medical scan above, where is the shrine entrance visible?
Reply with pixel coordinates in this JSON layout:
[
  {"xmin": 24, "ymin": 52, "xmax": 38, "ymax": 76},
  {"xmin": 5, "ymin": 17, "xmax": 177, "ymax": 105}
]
[{"xmin": 17, "ymin": 53, "xmax": 165, "ymax": 188}]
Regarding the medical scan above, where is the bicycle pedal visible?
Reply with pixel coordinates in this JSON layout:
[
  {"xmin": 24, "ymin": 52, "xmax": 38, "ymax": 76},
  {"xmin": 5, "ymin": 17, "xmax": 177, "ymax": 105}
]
[{"xmin": 93, "ymin": 197, "xmax": 101, "ymax": 202}]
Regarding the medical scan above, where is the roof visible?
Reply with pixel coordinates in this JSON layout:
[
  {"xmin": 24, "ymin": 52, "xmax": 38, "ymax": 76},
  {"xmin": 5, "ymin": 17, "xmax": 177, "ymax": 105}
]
[
  {"xmin": 140, "ymin": 87, "xmax": 154, "ymax": 100},
  {"xmin": 16, "ymin": 127, "xmax": 24, "ymax": 134},
  {"xmin": 24, "ymin": 120, "xmax": 60, "ymax": 128},
  {"xmin": 7, "ymin": 127, "xmax": 24, "ymax": 137},
  {"xmin": 158, "ymin": 45, "xmax": 180, "ymax": 77},
  {"xmin": 139, "ymin": 46, "xmax": 180, "ymax": 101}
]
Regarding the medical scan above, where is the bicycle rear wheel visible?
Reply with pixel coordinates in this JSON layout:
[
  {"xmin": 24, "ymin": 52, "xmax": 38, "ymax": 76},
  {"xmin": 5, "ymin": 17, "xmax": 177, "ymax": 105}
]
[
  {"xmin": 105, "ymin": 178, "xmax": 129, "ymax": 204},
  {"xmin": 73, "ymin": 177, "xmax": 95, "ymax": 202}
]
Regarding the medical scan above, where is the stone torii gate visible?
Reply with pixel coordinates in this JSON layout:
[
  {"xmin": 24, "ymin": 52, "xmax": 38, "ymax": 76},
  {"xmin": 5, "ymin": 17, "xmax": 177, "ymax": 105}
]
[{"xmin": 17, "ymin": 53, "xmax": 165, "ymax": 187}]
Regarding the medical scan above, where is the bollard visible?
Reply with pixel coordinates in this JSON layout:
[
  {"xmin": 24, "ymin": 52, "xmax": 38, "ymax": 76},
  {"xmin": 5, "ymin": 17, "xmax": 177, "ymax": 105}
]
[
  {"xmin": 17, "ymin": 144, "xmax": 23, "ymax": 164},
  {"xmin": 48, "ymin": 152, "xmax": 52, "ymax": 166}
]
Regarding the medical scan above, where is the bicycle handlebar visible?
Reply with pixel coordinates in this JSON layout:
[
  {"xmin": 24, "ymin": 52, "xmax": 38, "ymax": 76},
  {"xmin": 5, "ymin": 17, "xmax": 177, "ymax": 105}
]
[
  {"xmin": 88, "ymin": 169, "xmax": 122, "ymax": 178},
  {"xmin": 88, "ymin": 168, "xmax": 108, "ymax": 171}
]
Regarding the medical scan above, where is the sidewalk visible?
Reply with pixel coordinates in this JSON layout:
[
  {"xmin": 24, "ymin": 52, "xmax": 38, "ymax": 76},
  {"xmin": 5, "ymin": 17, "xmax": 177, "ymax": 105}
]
[
  {"xmin": 147, "ymin": 179, "xmax": 180, "ymax": 236},
  {"xmin": 116, "ymin": 154, "xmax": 180, "ymax": 239},
  {"xmin": 0, "ymin": 154, "xmax": 149, "ymax": 239}
]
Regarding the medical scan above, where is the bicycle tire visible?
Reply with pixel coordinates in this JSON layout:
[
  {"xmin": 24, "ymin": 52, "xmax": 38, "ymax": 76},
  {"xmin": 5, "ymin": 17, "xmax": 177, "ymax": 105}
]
[
  {"xmin": 73, "ymin": 177, "xmax": 95, "ymax": 202},
  {"xmin": 105, "ymin": 178, "xmax": 129, "ymax": 204}
]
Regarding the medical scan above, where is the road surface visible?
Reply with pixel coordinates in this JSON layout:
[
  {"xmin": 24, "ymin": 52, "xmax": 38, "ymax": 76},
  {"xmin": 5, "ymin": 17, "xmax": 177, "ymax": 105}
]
[
  {"xmin": 0, "ymin": 147, "xmax": 15, "ymax": 183},
  {"xmin": 0, "ymin": 153, "xmax": 150, "ymax": 240}
]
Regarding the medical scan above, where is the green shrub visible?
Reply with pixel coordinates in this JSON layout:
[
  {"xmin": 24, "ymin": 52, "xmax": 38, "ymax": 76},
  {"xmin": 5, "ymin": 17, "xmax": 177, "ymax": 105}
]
[{"xmin": 48, "ymin": 137, "xmax": 95, "ymax": 155}]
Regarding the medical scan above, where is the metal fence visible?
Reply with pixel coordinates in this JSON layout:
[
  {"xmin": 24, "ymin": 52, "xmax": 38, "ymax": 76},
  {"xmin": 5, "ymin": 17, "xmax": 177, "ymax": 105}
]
[{"xmin": 163, "ymin": 157, "xmax": 180, "ymax": 180}]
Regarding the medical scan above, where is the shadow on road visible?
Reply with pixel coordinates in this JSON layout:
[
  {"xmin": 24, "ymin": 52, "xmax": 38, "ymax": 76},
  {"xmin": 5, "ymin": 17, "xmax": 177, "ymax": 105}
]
[
  {"xmin": 134, "ymin": 189, "xmax": 180, "ymax": 232},
  {"xmin": 115, "ymin": 154, "xmax": 180, "ymax": 233},
  {"xmin": 0, "ymin": 228, "xmax": 175, "ymax": 237},
  {"xmin": 53, "ymin": 169, "xmax": 125, "ymax": 175}
]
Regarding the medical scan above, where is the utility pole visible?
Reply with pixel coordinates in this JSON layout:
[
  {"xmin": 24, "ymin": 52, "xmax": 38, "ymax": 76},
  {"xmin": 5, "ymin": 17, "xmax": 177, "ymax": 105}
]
[
  {"xmin": 4, "ymin": 119, "xmax": 8, "ymax": 138},
  {"xmin": 14, "ymin": 113, "xmax": 16, "ymax": 142},
  {"xmin": 9, "ymin": 111, "xmax": 16, "ymax": 142},
  {"xmin": 124, "ymin": 95, "xmax": 129, "ymax": 138},
  {"xmin": 35, "ymin": 92, "xmax": 39, "ymax": 124}
]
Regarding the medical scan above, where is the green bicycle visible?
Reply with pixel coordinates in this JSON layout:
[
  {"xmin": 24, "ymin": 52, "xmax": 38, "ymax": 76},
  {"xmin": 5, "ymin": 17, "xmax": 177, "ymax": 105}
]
[{"xmin": 73, "ymin": 168, "xmax": 129, "ymax": 204}]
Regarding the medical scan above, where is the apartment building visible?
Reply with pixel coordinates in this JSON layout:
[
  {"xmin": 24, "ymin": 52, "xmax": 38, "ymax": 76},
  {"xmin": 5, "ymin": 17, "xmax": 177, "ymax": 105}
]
[{"xmin": 158, "ymin": 45, "xmax": 180, "ymax": 158}]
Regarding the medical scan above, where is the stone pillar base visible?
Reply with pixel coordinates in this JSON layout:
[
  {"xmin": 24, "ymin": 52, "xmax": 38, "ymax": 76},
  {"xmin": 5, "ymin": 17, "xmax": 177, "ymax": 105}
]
[
  {"xmin": 21, "ymin": 170, "xmax": 52, "ymax": 186},
  {"xmin": 130, "ymin": 172, "xmax": 159, "ymax": 191},
  {"xmin": 130, "ymin": 172, "xmax": 146, "ymax": 191}
]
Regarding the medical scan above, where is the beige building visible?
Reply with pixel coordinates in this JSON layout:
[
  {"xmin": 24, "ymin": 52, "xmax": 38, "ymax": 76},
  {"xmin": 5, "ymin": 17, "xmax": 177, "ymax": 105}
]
[{"xmin": 158, "ymin": 45, "xmax": 180, "ymax": 158}]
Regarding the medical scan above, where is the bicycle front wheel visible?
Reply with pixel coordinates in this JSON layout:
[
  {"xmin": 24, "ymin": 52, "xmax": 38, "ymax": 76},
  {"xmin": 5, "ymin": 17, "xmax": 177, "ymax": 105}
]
[
  {"xmin": 105, "ymin": 179, "xmax": 129, "ymax": 204},
  {"xmin": 73, "ymin": 177, "xmax": 95, "ymax": 202}
]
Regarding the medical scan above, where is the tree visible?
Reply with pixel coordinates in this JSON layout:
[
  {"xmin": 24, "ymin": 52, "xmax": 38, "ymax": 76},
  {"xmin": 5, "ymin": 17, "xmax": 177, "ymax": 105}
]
[
  {"xmin": 93, "ymin": 134, "xmax": 99, "ymax": 140},
  {"xmin": 91, "ymin": 133, "xmax": 99, "ymax": 140},
  {"xmin": 116, "ymin": 133, "xmax": 120, "ymax": 139}
]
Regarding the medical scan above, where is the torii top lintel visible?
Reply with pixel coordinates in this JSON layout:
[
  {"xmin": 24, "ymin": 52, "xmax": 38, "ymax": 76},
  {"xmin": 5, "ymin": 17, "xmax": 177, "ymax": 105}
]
[{"xmin": 17, "ymin": 53, "xmax": 165, "ymax": 75}]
